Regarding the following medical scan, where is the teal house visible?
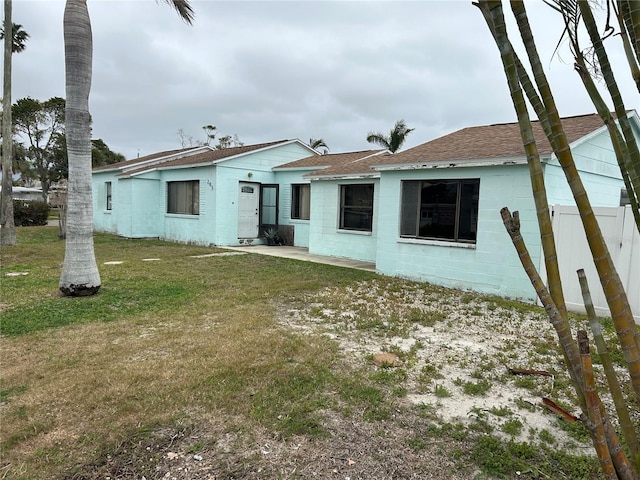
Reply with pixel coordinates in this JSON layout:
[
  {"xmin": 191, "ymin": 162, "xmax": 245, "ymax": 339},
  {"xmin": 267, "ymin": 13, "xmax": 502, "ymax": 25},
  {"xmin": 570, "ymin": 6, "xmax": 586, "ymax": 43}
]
[
  {"xmin": 92, "ymin": 139, "xmax": 317, "ymax": 246},
  {"xmin": 92, "ymin": 112, "xmax": 638, "ymax": 304}
]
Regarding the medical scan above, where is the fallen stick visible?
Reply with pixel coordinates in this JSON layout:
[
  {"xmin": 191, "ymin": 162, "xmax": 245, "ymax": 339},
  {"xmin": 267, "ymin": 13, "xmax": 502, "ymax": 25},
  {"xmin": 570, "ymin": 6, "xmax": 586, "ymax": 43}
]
[
  {"xmin": 505, "ymin": 365, "xmax": 552, "ymax": 377},
  {"xmin": 541, "ymin": 397, "xmax": 578, "ymax": 422}
]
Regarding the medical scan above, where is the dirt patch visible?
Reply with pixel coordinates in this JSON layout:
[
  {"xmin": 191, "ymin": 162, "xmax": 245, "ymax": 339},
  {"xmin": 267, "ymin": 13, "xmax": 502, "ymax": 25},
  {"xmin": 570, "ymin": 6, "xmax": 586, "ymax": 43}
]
[
  {"xmin": 70, "ymin": 413, "xmax": 478, "ymax": 480},
  {"xmin": 278, "ymin": 279, "xmax": 625, "ymax": 451}
]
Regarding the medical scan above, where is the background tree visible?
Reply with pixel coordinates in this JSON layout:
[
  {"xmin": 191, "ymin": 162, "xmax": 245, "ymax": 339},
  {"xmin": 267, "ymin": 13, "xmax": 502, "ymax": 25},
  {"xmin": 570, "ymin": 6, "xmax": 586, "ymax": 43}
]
[
  {"xmin": 9, "ymin": 142, "xmax": 33, "ymax": 184},
  {"xmin": 60, "ymin": 0, "xmax": 194, "ymax": 296},
  {"xmin": 202, "ymin": 124, "xmax": 216, "ymax": 146},
  {"xmin": 1, "ymin": 5, "xmax": 30, "ymax": 246},
  {"xmin": 215, "ymin": 133, "xmax": 243, "ymax": 150},
  {"xmin": 309, "ymin": 137, "xmax": 329, "ymax": 154},
  {"xmin": 12, "ymin": 96, "xmax": 65, "ymax": 200},
  {"xmin": 178, "ymin": 124, "xmax": 239, "ymax": 148},
  {"xmin": 366, "ymin": 119, "xmax": 414, "ymax": 153},
  {"xmin": 50, "ymin": 134, "xmax": 125, "ymax": 180},
  {"xmin": 177, "ymin": 128, "xmax": 198, "ymax": 148}
]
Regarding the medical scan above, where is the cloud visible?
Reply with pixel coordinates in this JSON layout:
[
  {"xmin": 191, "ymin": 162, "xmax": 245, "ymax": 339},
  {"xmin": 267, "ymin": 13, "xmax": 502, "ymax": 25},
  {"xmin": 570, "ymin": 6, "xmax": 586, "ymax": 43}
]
[{"xmin": 11, "ymin": 0, "xmax": 638, "ymax": 159}]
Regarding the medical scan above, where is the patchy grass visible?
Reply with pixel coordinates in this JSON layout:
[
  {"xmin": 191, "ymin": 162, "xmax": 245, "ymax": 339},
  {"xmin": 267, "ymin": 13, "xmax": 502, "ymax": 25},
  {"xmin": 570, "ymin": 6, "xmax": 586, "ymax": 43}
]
[{"xmin": 0, "ymin": 226, "xmax": 611, "ymax": 480}]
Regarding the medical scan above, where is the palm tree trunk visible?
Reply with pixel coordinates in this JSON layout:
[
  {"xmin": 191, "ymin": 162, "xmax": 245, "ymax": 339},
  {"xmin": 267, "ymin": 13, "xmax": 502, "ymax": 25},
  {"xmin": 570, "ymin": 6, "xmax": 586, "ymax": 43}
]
[
  {"xmin": 1, "ymin": 0, "xmax": 16, "ymax": 247},
  {"xmin": 59, "ymin": 0, "xmax": 100, "ymax": 296}
]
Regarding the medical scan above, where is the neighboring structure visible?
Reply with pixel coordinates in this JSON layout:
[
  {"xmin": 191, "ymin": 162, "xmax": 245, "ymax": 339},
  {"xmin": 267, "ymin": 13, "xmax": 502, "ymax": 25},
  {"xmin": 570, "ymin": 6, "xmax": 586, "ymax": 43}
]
[
  {"xmin": 92, "ymin": 111, "xmax": 639, "ymax": 308},
  {"xmin": 0, "ymin": 186, "xmax": 44, "ymax": 202}
]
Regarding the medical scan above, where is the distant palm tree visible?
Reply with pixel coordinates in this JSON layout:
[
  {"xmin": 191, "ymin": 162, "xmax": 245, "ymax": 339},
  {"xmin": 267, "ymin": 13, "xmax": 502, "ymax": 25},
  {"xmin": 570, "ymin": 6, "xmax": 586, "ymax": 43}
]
[
  {"xmin": 0, "ymin": 21, "xmax": 29, "ymax": 53},
  {"xmin": 366, "ymin": 119, "xmax": 414, "ymax": 153},
  {"xmin": 59, "ymin": 0, "xmax": 194, "ymax": 296},
  {"xmin": 309, "ymin": 138, "xmax": 329, "ymax": 154},
  {"xmin": 1, "ymin": 8, "xmax": 30, "ymax": 247}
]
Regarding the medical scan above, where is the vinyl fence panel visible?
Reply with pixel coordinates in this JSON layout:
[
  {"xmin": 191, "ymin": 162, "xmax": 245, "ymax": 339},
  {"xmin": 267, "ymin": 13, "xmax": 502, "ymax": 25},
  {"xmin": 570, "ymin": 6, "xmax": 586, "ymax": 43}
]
[{"xmin": 548, "ymin": 205, "xmax": 639, "ymax": 323}]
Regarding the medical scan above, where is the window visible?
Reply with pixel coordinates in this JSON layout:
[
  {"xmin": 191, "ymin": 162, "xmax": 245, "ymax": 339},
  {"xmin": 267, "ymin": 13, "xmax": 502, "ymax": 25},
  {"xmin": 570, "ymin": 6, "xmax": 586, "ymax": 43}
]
[
  {"xmin": 167, "ymin": 180, "xmax": 200, "ymax": 215},
  {"xmin": 400, "ymin": 179, "xmax": 479, "ymax": 243},
  {"xmin": 340, "ymin": 184, "xmax": 374, "ymax": 231},
  {"xmin": 261, "ymin": 184, "xmax": 278, "ymax": 225},
  {"xmin": 291, "ymin": 184, "xmax": 310, "ymax": 220},
  {"xmin": 106, "ymin": 181, "xmax": 112, "ymax": 211}
]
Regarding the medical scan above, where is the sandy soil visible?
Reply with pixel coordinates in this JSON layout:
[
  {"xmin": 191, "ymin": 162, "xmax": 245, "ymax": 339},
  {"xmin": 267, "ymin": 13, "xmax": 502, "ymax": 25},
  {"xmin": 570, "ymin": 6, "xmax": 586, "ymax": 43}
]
[{"xmin": 75, "ymin": 279, "xmax": 623, "ymax": 480}]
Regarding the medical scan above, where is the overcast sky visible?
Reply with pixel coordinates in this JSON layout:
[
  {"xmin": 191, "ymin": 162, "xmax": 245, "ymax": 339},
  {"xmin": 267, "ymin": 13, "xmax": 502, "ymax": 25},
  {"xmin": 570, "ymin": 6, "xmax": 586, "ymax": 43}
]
[{"xmin": 9, "ymin": 0, "xmax": 639, "ymax": 160}]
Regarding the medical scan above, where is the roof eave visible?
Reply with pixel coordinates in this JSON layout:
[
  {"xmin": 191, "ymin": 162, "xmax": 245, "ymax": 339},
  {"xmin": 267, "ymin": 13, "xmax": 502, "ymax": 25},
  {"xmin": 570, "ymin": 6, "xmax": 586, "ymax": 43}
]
[
  {"xmin": 118, "ymin": 146, "xmax": 211, "ymax": 173},
  {"xmin": 307, "ymin": 173, "xmax": 381, "ymax": 181},
  {"xmin": 273, "ymin": 165, "xmax": 330, "ymax": 172},
  {"xmin": 373, "ymin": 156, "xmax": 534, "ymax": 171}
]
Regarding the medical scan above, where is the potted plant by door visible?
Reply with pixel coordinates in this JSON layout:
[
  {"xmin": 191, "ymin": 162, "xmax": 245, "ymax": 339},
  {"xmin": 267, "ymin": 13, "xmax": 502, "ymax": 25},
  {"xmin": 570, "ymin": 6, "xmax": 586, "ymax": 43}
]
[{"xmin": 262, "ymin": 228, "xmax": 280, "ymax": 246}]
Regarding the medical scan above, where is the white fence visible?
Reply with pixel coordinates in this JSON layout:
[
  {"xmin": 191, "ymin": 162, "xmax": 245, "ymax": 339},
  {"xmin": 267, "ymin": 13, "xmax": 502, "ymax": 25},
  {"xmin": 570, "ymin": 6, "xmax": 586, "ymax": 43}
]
[{"xmin": 548, "ymin": 205, "xmax": 639, "ymax": 322}]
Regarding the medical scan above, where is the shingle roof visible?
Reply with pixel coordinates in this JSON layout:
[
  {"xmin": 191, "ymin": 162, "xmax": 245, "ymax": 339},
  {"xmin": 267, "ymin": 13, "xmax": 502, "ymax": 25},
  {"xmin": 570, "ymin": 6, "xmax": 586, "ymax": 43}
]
[
  {"xmin": 280, "ymin": 113, "xmax": 609, "ymax": 178},
  {"xmin": 95, "ymin": 140, "xmax": 294, "ymax": 176},
  {"xmin": 306, "ymin": 151, "xmax": 390, "ymax": 178},
  {"xmin": 92, "ymin": 147, "xmax": 195, "ymax": 172},
  {"xmin": 146, "ymin": 140, "xmax": 293, "ymax": 170},
  {"xmin": 378, "ymin": 113, "xmax": 608, "ymax": 167},
  {"xmin": 275, "ymin": 150, "xmax": 380, "ymax": 169}
]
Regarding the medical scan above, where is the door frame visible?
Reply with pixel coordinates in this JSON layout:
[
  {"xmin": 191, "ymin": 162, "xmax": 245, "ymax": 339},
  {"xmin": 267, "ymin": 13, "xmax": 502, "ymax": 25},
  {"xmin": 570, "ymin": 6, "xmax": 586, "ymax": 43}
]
[
  {"xmin": 260, "ymin": 183, "xmax": 279, "ymax": 229},
  {"xmin": 237, "ymin": 181, "xmax": 261, "ymax": 238}
]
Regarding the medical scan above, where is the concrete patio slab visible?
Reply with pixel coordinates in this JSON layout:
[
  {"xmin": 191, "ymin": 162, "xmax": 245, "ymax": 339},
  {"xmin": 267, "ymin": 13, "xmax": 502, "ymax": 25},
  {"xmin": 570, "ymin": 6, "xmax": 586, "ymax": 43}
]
[{"xmin": 222, "ymin": 245, "xmax": 376, "ymax": 272}]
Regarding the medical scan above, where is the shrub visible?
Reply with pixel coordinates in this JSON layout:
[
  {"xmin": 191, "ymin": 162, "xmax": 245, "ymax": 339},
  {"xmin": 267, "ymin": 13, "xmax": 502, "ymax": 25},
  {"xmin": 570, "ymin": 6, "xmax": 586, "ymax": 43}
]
[{"xmin": 13, "ymin": 200, "xmax": 50, "ymax": 227}]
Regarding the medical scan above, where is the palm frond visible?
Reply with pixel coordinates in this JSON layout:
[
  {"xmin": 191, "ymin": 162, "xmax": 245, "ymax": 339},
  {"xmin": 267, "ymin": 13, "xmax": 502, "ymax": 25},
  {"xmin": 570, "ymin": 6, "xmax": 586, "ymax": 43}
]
[
  {"xmin": 366, "ymin": 132, "xmax": 391, "ymax": 150},
  {"xmin": 309, "ymin": 138, "xmax": 329, "ymax": 151},
  {"xmin": 0, "ymin": 23, "xmax": 30, "ymax": 53},
  {"xmin": 159, "ymin": 0, "xmax": 195, "ymax": 24},
  {"xmin": 389, "ymin": 119, "xmax": 414, "ymax": 152},
  {"xmin": 367, "ymin": 120, "xmax": 414, "ymax": 152}
]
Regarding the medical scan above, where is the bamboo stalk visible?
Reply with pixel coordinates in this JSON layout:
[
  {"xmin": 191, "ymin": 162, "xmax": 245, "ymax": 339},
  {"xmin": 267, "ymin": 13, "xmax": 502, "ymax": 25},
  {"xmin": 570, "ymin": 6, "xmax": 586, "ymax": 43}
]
[
  {"xmin": 508, "ymin": 0, "xmax": 640, "ymax": 403},
  {"xmin": 618, "ymin": 0, "xmax": 640, "ymax": 73},
  {"xmin": 500, "ymin": 207, "xmax": 586, "ymax": 398},
  {"xmin": 578, "ymin": 330, "xmax": 618, "ymax": 479},
  {"xmin": 501, "ymin": 206, "xmax": 634, "ymax": 478},
  {"xmin": 475, "ymin": 0, "xmax": 587, "ymax": 412},
  {"xmin": 614, "ymin": 1, "xmax": 640, "ymax": 93},
  {"xmin": 573, "ymin": 52, "xmax": 640, "ymax": 234},
  {"xmin": 578, "ymin": 1, "xmax": 640, "ymax": 234},
  {"xmin": 578, "ymin": 269, "xmax": 640, "ymax": 473}
]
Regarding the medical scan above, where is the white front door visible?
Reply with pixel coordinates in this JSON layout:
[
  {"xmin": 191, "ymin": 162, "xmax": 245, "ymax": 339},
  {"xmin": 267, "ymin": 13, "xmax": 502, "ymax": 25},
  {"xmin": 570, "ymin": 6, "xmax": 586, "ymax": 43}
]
[{"xmin": 238, "ymin": 182, "xmax": 260, "ymax": 238}]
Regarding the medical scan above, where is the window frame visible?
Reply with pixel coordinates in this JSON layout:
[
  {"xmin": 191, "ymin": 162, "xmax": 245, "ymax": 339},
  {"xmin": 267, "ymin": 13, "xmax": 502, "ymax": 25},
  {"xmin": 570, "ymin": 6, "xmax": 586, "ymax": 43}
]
[
  {"xmin": 291, "ymin": 183, "xmax": 310, "ymax": 220},
  {"xmin": 167, "ymin": 180, "xmax": 200, "ymax": 215},
  {"xmin": 339, "ymin": 183, "xmax": 374, "ymax": 232},
  {"xmin": 105, "ymin": 181, "xmax": 112, "ymax": 211},
  {"xmin": 400, "ymin": 178, "xmax": 479, "ymax": 244},
  {"xmin": 260, "ymin": 184, "xmax": 279, "ymax": 226}
]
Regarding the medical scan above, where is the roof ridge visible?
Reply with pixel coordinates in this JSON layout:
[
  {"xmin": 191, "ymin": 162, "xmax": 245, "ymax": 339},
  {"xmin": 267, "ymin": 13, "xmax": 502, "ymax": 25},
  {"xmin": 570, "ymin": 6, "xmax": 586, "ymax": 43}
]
[{"xmin": 487, "ymin": 112, "xmax": 602, "ymax": 128}]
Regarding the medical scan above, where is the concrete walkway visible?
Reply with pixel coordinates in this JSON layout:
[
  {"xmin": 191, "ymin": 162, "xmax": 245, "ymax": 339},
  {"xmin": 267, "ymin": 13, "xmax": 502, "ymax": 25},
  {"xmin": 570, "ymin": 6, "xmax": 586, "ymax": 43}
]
[{"xmin": 223, "ymin": 245, "xmax": 376, "ymax": 272}]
